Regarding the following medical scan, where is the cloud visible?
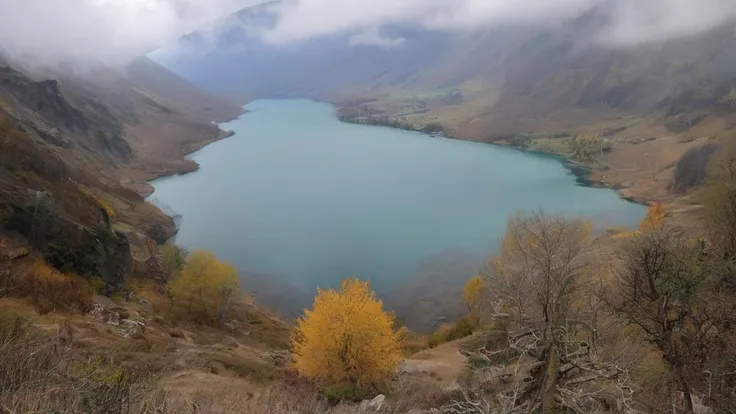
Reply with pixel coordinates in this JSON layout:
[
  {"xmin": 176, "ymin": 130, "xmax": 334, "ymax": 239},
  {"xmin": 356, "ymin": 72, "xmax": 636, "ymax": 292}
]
[
  {"xmin": 0, "ymin": 0, "xmax": 258, "ymax": 66},
  {"xmin": 1, "ymin": 0, "xmax": 735, "ymax": 68},
  {"xmin": 349, "ymin": 28, "xmax": 407, "ymax": 48},
  {"xmin": 597, "ymin": 0, "xmax": 736, "ymax": 47},
  {"xmin": 262, "ymin": 0, "xmax": 736, "ymax": 46}
]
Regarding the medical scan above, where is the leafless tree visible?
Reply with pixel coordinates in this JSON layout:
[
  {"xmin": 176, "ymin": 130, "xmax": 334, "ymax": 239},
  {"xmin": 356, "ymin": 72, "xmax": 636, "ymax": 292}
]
[
  {"xmin": 476, "ymin": 212, "xmax": 629, "ymax": 412},
  {"xmin": 609, "ymin": 227, "xmax": 719, "ymax": 412}
]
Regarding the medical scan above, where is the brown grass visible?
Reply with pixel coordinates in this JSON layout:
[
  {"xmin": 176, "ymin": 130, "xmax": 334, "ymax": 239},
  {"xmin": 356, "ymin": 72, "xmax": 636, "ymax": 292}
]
[{"xmin": 15, "ymin": 260, "xmax": 94, "ymax": 314}]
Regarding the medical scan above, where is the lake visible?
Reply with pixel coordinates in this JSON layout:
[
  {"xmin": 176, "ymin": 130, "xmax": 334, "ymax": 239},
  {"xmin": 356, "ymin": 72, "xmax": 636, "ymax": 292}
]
[{"xmin": 149, "ymin": 99, "xmax": 645, "ymax": 330}]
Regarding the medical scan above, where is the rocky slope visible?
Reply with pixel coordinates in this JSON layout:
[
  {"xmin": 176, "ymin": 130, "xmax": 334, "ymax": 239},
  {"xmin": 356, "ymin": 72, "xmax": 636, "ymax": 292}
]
[{"xmin": 0, "ymin": 56, "xmax": 244, "ymax": 291}]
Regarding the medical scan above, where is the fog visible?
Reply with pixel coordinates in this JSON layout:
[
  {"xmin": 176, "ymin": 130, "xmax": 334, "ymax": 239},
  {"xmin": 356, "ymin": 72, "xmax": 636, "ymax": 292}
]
[{"xmin": 0, "ymin": 0, "xmax": 735, "ymax": 66}]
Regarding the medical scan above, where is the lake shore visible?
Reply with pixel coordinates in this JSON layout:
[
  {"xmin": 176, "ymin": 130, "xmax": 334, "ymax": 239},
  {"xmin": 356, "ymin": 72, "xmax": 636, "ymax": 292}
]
[
  {"xmin": 335, "ymin": 111, "xmax": 653, "ymax": 206},
  {"xmin": 149, "ymin": 99, "xmax": 646, "ymax": 330}
]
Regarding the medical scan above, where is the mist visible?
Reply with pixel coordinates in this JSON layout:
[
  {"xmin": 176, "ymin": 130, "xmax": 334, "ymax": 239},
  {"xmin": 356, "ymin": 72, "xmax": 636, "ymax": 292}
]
[
  {"xmin": 0, "ymin": 0, "xmax": 258, "ymax": 67},
  {"xmin": 0, "ymin": 0, "xmax": 735, "ymax": 67}
]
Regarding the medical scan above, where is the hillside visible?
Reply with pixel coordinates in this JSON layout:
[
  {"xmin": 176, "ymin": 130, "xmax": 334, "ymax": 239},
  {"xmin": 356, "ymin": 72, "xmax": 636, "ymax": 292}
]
[
  {"xmin": 0, "ymin": 56, "xmax": 244, "ymax": 286},
  {"xmin": 157, "ymin": 4, "xmax": 736, "ymax": 155}
]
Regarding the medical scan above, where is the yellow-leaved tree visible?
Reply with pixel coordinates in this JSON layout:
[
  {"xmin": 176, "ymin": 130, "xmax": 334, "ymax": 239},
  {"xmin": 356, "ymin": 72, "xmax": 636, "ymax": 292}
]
[
  {"xmin": 463, "ymin": 275, "xmax": 483, "ymax": 314},
  {"xmin": 639, "ymin": 203, "xmax": 665, "ymax": 231},
  {"xmin": 291, "ymin": 279, "xmax": 404, "ymax": 388},
  {"xmin": 167, "ymin": 250, "xmax": 240, "ymax": 325}
]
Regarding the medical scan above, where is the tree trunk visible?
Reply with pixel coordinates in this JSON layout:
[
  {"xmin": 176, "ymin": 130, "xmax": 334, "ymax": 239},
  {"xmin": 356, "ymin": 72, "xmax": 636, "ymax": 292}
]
[
  {"xmin": 540, "ymin": 338, "xmax": 558, "ymax": 413},
  {"xmin": 677, "ymin": 371, "xmax": 694, "ymax": 413}
]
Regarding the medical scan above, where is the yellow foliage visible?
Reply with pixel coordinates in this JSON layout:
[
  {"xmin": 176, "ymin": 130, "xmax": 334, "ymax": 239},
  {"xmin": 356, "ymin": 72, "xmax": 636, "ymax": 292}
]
[
  {"xmin": 639, "ymin": 203, "xmax": 665, "ymax": 231},
  {"xmin": 463, "ymin": 276, "xmax": 483, "ymax": 312},
  {"xmin": 167, "ymin": 250, "xmax": 240, "ymax": 325},
  {"xmin": 17, "ymin": 260, "xmax": 93, "ymax": 313},
  {"xmin": 291, "ymin": 279, "xmax": 404, "ymax": 388}
]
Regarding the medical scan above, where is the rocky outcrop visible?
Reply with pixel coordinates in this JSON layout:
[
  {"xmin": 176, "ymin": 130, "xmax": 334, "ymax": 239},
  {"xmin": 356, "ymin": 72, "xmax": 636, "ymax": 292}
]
[{"xmin": 0, "ymin": 66, "xmax": 130, "ymax": 160}]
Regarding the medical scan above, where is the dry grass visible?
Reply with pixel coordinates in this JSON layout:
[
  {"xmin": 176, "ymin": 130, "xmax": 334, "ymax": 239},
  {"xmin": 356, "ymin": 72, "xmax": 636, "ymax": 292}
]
[
  {"xmin": 138, "ymin": 376, "xmax": 365, "ymax": 414},
  {"xmin": 12, "ymin": 260, "xmax": 93, "ymax": 314}
]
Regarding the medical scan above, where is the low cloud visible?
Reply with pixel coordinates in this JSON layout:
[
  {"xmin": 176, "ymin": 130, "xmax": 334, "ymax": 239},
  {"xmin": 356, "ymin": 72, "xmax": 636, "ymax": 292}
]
[
  {"xmin": 0, "ymin": 0, "xmax": 258, "ymax": 67},
  {"xmin": 263, "ymin": 0, "xmax": 736, "ymax": 46},
  {"xmin": 0, "ymin": 0, "xmax": 735, "ymax": 67},
  {"xmin": 349, "ymin": 28, "xmax": 407, "ymax": 48}
]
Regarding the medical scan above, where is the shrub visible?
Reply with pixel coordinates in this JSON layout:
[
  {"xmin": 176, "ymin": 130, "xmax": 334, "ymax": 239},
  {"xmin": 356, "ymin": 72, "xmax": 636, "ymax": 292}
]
[
  {"xmin": 291, "ymin": 279, "xmax": 404, "ymax": 389},
  {"xmin": 428, "ymin": 316, "xmax": 475, "ymax": 348},
  {"xmin": 16, "ymin": 260, "xmax": 93, "ymax": 313},
  {"xmin": 167, "ymin": 250, "xmax": 240, "ymax": 325},
  {"xmin": 321, "ymin": 384, "xmax": 372, "ymax": 403},
  {"xmin": 160, "ymin": 243, "xmax": 187, "ymax": 275},
  {"xmin": 467, "ymin": 354, "xmax": 491, "ymax": 370}
]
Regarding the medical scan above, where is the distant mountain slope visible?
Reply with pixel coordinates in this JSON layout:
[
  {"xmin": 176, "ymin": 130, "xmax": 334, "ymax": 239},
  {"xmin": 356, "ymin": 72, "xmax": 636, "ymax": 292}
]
[{"xmin": 155, "ymin": 3, "xmax": 736, "ymax": 139}]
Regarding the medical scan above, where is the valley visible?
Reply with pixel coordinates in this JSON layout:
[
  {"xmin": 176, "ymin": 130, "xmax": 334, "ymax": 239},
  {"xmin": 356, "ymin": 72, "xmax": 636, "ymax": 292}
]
[{"xmin": 2, "ymin": 0, "xmax": 736, "ymax": 412}]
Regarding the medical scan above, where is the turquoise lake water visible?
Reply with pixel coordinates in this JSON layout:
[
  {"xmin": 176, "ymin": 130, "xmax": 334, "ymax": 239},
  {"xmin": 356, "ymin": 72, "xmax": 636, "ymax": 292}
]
[{"xmin": 149, "ymin": 99, "xmax": 645, "ymax": 326}]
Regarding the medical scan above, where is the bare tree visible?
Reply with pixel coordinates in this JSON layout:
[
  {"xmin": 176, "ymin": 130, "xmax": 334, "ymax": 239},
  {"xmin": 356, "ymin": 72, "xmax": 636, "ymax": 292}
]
[
  {"xmin": 704, "ymin": 156, "xmax": 736, "ymax": 256},
  {"xmin": 610, "ymin": 227, "xmax": 719, "ymax": 412},
  {"xmin": 480, "ymin": 212, "xmax": 592, "ymax": 411}
]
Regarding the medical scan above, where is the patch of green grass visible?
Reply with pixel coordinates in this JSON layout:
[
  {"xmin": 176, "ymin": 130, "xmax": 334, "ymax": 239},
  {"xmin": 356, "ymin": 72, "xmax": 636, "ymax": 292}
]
[{"xmin": 528, "ymin": 137, "xmax": 571, "ymax": 155}]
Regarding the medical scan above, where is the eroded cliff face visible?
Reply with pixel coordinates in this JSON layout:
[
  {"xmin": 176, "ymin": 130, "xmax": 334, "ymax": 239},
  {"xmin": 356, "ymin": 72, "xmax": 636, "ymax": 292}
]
[{"xmin": 0, "ymin": 58, "xmax": 243, "ymax": 293}]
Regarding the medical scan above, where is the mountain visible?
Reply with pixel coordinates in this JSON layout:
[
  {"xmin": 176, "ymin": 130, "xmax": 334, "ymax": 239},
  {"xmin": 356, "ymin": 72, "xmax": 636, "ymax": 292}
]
[
  {"xmin": 0, "ymin": 56, "xmax": 243, "ymax": 290},
  {"xmin": 155, "ymin": 3, "xmax": 736, "ymax": 142}
]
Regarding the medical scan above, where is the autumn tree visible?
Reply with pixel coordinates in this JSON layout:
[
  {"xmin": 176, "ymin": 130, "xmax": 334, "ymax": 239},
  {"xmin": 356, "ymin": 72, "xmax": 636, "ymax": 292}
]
[
  {"xmin": 639, "ymin": 203, "xmax": 665, "ymax": 231},
  {"xmin": 291, "ymin": 279, "xmax": 404, "ymax": 389},
  {"xmin": 167, "ymin": 250, "xmax": 240, "ymax": 325},
  {"xmin": 463, "ymin": 275, "xmax": 483, "ymax": 315}
]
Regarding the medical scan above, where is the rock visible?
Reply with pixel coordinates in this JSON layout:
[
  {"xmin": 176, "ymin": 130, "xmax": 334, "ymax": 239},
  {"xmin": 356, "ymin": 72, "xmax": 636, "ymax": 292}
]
[
  {"xmin": 105, "ymin": 311, "xmax": 120, "ymax": 326},
  {"xmin": 139, "ymin": 297, "xmax": 149, "ymax": 305},
  {"xmin": 88, "ymin": 303, "xmax": 105, "ymax": 320},
  {"xmin": 109, "ymin": 306, "xmax": 131, "ymax": 319},
  {"xmin": 268, "ymin": 350, "xmax": 290, "ymax": 367},
  {"xmin": 121, "ymin": 324, "xmax": 144, "ymax": 339},
  {"xmin": 0, "ymin": 235, "xmax": 29, "ymax": 261},
  {"xmin": 121, "ymin": 318, "xmax": 146, "ymax": 339},
  {"xmin": 358, "ymin": 394, "xmax": 385, "ymax": 412}
]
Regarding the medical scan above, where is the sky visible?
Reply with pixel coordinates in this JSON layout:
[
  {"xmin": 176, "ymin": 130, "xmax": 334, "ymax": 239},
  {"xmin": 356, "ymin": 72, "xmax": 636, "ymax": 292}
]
[{"xmin": 0, "ymin": 0, "xmax": 735, "ymax": 66}]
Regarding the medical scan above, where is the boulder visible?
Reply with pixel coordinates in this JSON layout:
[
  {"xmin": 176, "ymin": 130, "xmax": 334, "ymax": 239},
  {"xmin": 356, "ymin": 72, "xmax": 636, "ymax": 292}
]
[
  {"xmin": 105, "ymin": 311, "xmax": 120, "ymax": 326},
  {"xmin": 359, "ymin": 394, "xmax": 385, "ymax": 412}
]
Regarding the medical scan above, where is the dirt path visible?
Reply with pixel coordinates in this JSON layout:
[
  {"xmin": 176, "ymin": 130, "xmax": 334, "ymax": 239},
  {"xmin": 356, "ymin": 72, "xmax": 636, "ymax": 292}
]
[{"xmin": 399, "ymin": 339, "xmax": 468, "ymax": 389}]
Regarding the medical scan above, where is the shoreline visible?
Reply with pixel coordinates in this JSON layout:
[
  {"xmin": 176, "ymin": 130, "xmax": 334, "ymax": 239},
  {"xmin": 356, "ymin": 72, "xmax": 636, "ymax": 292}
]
[
  {"xmin": 136, "ymin": 115, "xmax": 244, "ymax": 199},
  {"xmin": 335, "ymin": 111, "xmax": 650, "ymax": 207}
]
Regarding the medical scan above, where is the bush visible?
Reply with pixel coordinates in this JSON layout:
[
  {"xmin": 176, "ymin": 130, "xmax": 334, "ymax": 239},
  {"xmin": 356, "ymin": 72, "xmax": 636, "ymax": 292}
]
[
  {"xmin": 321, "ymin": 384, "xmax": 372, "ymax": 403},
  {"xmin": 160, "ymin": 243, "xmax": 187, "ymax": 275},
  {"xmin": 428, "ymin": 316, "xmax": 475, "ymax": 348},
  {"xmin": 167, "ymin": 250, "xmax": 240, "ymax": 325},
  {"xmin": 16, "ymin": 260, "xmax": 93, "ymax": 313},
  {"xmin": 467, "ymin": 354, "xmax": 491, "ymax": 370},
  {"xmin": 292, "ymin": 279, "xmax": 404, "ymax": 389}
]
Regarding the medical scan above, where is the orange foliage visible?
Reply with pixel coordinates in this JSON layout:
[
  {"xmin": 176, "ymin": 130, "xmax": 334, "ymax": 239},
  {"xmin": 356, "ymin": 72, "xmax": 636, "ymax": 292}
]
[
  {"xmin": 17, "ymin": 260, "xmax": 93, "ymax": 313},
  {"xmin": 291, "ymin": 279, "xmax": 404, "ymax": 388},
  {"xmin": 639, "ymin": 203, "xmax": 665, "ymax": 231}
]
